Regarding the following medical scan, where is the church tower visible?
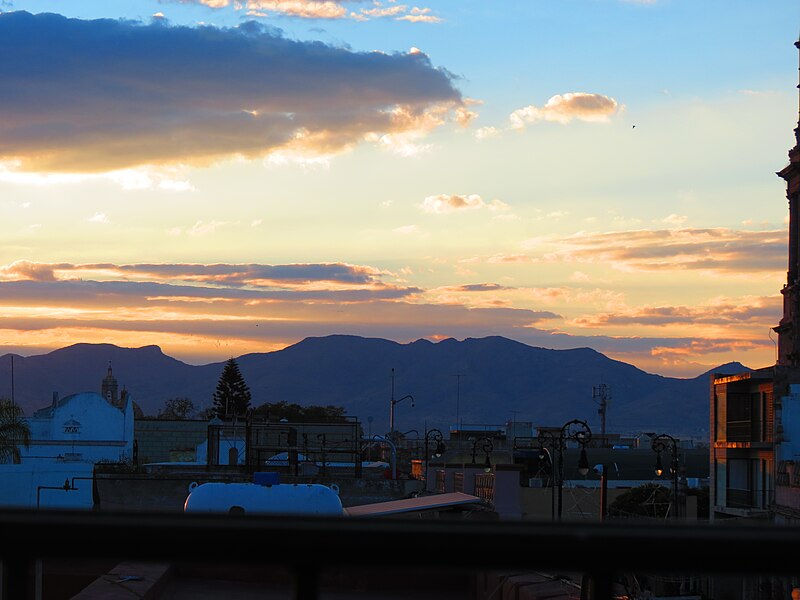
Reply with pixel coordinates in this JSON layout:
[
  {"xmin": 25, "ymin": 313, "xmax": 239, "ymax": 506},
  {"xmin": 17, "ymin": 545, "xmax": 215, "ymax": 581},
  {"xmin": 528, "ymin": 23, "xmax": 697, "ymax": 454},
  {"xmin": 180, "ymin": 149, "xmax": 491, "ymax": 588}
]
[
  {"xmin": 101, "ymin": 361, "xmax": 119, "ymax": 405},
  {"xmin": 774, "ymin": 37, "xmax": 800, "ymax": 366}
]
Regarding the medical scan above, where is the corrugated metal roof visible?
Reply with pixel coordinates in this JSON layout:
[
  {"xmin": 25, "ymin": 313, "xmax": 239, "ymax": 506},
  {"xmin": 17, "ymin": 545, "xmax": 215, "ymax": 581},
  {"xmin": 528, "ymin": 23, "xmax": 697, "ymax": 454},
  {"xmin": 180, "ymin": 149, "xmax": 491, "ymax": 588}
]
[{"xmin": 343, "ymin": 492, "xmax": 483, "ymax": 517}]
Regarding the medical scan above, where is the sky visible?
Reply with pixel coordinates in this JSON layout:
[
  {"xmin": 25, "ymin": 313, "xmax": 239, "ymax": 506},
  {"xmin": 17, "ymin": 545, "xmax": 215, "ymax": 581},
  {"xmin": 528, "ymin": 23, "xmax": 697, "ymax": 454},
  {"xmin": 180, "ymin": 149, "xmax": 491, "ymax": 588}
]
[{"xmin": 1, "ymin": 0, "xmax": 799, "ymax": 378}]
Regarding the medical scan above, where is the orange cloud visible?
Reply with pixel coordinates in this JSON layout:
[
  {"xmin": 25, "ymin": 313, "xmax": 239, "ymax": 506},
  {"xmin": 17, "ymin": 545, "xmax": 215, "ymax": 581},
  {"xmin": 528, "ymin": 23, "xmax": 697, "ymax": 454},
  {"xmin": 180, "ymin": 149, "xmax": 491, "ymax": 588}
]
[
  {"xmin": 571, "ymin": 294, "xmax": 780, "ymax": 328},
  {"xmin": 0, "ymin": 260, "xmax": 783, "ymax": 377},
  {"xmin": 524, "ymin": 227, "xmax": 786, "ymax": 274}
]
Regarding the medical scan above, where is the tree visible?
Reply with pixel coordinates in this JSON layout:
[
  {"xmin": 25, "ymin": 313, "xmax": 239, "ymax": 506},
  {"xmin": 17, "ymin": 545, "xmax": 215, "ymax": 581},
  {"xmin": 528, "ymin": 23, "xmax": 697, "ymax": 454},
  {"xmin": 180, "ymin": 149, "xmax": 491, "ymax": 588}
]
[
  {"xmin": 211, "ymin": 358, "xmax": 252, "ymax": 419},
  {"xmin": 608, "ymin": 483, "xmax": 671, "ymax": 519},
  {"xmin": 251, "ymin": 401, "xmax": 347, "ymax": 423},
  {"xmin": 158, "ymin": 397, "xmax": 197, "ymax": 420},
  {"xmin": 0, "ymin": 399, "xmax": 31, "ymax": 464}
]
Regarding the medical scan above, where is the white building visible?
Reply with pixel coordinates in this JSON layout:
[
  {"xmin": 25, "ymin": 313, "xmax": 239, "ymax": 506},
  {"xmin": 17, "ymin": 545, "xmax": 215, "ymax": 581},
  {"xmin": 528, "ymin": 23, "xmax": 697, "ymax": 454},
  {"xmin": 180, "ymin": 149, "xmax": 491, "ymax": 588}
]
[{"xmin": 0, "ymin": 364, "xmax": 135, "ymax": 509}]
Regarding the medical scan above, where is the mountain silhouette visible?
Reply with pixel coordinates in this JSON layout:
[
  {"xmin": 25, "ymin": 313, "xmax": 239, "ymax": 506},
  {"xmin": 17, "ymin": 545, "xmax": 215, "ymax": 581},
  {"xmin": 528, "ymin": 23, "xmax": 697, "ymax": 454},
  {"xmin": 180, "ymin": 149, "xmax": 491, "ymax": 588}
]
[{"xmin": 0, "ymin": 335, "xmax": 752, "ymax": 437}]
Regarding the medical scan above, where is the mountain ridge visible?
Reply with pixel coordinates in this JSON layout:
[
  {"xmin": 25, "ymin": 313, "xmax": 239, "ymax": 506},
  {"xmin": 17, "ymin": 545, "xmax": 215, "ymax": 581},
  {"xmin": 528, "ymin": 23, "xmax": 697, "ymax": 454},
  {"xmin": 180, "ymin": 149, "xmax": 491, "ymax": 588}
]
[{"xmin": 0, "ymin": 335, "xmax": 753, "ymax": 436}]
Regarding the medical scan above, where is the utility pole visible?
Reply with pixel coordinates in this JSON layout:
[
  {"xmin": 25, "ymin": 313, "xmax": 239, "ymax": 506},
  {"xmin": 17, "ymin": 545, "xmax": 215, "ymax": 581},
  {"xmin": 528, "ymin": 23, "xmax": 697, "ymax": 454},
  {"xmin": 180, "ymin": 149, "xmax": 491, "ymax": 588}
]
[
  {"xmin": 389, "ymin": 368, "xmax": 413, "ymax": 434},
  {"xmin": 452, "ymin": 372, "xmax": 465, "ymax": 430},
  {"xmin": 510, "ymin": 409, "xmax": 519, "ymax": 440},
  {"xmin": 389, "ymin": 368, "xmax": 395, "ymax": 433}
]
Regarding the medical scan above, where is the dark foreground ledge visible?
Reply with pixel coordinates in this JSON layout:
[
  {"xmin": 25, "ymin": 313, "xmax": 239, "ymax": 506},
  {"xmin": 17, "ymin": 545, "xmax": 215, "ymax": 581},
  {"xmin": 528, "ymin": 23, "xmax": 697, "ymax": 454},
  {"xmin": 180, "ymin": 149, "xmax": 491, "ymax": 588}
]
[{"xmin": 1, "ymin": 510, "xmax": 798, "ymax": 598}]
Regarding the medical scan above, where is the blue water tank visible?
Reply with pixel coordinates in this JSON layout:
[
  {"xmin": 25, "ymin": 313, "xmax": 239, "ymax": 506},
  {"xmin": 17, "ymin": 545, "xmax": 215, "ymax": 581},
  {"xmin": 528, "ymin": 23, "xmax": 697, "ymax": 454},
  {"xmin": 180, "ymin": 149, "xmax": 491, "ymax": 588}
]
[{"xmin": 184, "ymin": 482, "xmax": 343, "ymax": 516}]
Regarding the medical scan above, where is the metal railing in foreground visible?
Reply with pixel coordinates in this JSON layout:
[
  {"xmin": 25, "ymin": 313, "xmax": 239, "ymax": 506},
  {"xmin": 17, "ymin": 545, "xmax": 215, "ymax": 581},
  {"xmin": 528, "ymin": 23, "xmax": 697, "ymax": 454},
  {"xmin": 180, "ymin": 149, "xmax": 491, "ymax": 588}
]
[{"xmin": 1, "ymin": 509, "xmax": 798, "ymax": 599}]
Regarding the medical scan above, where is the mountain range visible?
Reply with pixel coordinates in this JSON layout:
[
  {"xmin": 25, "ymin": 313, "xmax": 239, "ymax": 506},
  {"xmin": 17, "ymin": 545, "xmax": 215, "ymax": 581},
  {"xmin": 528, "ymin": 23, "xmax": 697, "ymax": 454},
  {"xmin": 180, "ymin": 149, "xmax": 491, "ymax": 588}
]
[{"xmin": 0, "ymin": 335, "xmax": 750, "ymax": 437}]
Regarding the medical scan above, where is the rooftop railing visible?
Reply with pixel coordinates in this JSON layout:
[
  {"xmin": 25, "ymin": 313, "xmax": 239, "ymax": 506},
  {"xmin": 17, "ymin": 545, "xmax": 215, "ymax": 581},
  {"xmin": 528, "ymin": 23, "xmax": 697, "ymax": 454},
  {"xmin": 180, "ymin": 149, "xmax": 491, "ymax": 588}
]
[{"xmin": 2, "ymin": 509, "xmax": 799, "ymax": 600}]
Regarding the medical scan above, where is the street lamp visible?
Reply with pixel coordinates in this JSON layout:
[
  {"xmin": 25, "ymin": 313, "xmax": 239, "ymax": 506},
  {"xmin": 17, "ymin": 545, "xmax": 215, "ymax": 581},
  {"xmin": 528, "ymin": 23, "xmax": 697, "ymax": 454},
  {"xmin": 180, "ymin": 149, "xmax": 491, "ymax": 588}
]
[
  {"xmin": 651, "ymin": 433, "xmax": 680, "ymax": 519},
  {"xmin": 423, "ymin": 428, "xmax": 445, "ymax": 482},
  {"xmin": 537, "ymin": 445, "xmax": 556, "ymax": 519},
  {"xmin": 388, "ymin": 368, "xmax": 414, "ymax": 434},
  {"xmin": 537, "ymin": 418, "xmax": 592, "ymax": 520},
  {"xmin": 470, "ymin": 436, "xmax": 494, "ymax": 472}
]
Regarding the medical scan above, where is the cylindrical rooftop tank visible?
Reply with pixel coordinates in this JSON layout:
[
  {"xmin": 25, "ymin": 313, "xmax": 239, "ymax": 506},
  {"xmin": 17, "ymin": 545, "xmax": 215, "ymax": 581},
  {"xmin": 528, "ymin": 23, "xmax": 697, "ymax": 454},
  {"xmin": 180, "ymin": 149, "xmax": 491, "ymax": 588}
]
[{"xmin": 184, "ymin": 482, "xmax": 343, "ymax": 516}]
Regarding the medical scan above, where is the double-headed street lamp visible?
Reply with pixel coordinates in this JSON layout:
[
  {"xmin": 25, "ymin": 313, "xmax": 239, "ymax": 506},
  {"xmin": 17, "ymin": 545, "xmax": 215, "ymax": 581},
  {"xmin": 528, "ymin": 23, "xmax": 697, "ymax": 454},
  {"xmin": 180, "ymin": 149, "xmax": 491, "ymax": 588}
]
[
  {"xmin": 537, "ymin": 418, "xmax": 592, "ymax": 520},
  {"xmin": 423, "ymin": 428, "xmax": 446, "ymax": 482},
  {"xmin": 470, "ymin": 436, "xmax": 494, "ymax": 472},
  {"xmin": 651, "ymin": 433, "xmax": 680, "ymax": 519},
  {"xmin": 388, "ymin": 368, "xmax": 414, "ymax": 434}
]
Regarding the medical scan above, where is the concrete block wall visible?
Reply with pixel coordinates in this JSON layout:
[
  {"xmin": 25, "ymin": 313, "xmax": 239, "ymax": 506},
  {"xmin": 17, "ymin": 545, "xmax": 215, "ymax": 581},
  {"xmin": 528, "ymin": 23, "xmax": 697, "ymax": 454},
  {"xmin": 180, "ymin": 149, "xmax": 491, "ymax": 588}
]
[{"xmin": 135, "ymin": 419, "xmax": 209, "ymax": 464}]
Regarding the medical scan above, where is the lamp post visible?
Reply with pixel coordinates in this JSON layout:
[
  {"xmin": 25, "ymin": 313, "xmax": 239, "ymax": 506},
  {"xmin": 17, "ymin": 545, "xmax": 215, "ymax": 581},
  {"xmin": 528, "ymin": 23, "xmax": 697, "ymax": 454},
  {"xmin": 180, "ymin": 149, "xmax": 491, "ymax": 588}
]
[
  {"xmin": 368, "ymin": 435, "xmax": 397, "ymax": 480},
  {"xmin": 470, "ymin": 436, "xmax": 494, "ymax": 472},
  {"xmin": 537, "ymin": 418, "xmax": 592, "ymax": 521},
  {"xmin": 423, "ymin": 428, "xmax": 445, "ymax": 482},
  {"xmin": 651, "ymin": 433, "xmax": 680, "ymax": 519},
  {"xmin": 388, "ymin": 368, "xmax": 414, "ymax": 434},
  {"xmin": 537, "ymin": 445, "xmax": 556, "ymax": 520}
]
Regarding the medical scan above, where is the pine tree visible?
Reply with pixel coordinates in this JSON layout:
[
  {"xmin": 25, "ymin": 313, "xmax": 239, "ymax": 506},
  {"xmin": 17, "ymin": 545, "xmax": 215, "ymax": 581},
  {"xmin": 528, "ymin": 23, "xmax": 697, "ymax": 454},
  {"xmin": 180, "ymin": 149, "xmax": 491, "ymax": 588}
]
[{"xmin": 211, "ymin": 358, "xmax": 252, "ymax": 419}]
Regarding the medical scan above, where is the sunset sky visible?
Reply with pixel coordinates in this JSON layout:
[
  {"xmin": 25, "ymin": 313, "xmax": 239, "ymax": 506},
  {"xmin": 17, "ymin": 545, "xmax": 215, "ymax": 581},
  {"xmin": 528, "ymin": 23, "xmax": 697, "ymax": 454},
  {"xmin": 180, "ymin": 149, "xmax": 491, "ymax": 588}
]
[{"xmin": 1, "ymin": 0, "xmax": 799, "ymax": 378}]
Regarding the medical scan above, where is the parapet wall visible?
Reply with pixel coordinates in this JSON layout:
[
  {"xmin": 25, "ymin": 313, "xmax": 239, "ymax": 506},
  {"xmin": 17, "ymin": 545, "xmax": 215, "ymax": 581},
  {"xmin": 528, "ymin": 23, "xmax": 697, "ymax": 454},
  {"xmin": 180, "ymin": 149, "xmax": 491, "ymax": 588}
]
[{"xmin": 94, "ymin": 470, "xmax": 423, "ymax": 512}]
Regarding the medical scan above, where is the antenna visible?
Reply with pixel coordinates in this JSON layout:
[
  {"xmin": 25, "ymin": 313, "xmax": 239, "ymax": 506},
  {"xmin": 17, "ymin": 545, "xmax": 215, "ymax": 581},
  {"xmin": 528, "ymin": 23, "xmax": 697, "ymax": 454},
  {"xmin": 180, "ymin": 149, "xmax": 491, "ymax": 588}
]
[
  {"xmin": 593, "ymin": 383, "xmax": 611, "ymax": 445},
  {"xmin": 10, "ymin": 354, "xmax": 15, "ymax": 408}
]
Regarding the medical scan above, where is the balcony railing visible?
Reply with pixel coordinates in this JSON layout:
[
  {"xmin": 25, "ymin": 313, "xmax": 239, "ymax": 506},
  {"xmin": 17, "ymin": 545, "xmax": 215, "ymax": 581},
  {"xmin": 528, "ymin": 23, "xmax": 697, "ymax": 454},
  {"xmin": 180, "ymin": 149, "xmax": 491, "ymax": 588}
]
[
  {"xmin": 2, "ymin": 510, "xmax": 800, "ymax": 599},
  {"xmin": 726, "ymin": 420, "xmax": 753, "ymax": 442},
  {"xmin": 727, "ymin": 487, "xmax": 756, "ymax": 509},
  {"xmin": 474, "ymin": 472, "xmax": 495, "ymax": 504},
  {"xmin": 435, "ymin": 469, "xmax": 446, "ymax": 493}
]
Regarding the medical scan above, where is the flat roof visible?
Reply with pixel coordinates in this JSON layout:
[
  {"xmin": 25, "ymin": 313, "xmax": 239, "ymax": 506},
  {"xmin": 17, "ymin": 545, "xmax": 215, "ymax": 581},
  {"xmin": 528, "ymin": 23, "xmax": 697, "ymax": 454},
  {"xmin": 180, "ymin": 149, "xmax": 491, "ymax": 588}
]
[{"xmin": 343, "ymin": 492, "xmax": 483, "ymax": 517}]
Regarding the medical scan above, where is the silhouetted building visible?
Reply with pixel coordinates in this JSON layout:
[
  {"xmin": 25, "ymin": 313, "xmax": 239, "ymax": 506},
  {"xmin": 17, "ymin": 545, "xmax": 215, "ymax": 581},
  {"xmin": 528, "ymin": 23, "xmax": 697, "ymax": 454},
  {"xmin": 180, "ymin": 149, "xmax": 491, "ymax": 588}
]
[
  {"xmin": 775, "ymin": 38, "xmax": 800, "ymax": 366},
  {"xmin": 711, "ymin": 37, "xmax": 800, "ymax": 521}
]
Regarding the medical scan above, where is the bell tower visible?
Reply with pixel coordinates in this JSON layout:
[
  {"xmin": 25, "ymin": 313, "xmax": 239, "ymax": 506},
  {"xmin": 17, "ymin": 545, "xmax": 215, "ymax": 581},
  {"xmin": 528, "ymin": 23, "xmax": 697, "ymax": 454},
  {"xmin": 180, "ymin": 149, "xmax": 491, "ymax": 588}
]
[
  {"xmin": 774, "ymin": 37, "xmax": 800, "ymax": 366},
  {"xmin": 101, "ymin": 361, "xmax": 119, "ymax": 405}
]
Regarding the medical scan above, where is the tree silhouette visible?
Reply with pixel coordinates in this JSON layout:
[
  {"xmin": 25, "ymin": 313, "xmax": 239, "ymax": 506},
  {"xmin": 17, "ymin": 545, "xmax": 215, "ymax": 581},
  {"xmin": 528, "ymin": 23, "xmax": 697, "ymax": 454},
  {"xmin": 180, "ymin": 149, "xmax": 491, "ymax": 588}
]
[
  {"xmin": 251, "ymin": 401, "xmax": 347, "ymax": 423},
  {"xmin": 211, "ymin": 358, "xmax": 252, "ymax": 419},
  {"xmin": 608, "ymin": 483, "xmax": 671, "ymax": 519},
  {"xmin": 0, "ymin": 399, "xmax": 31, "ymax": 464},
  {"xmin": 158, "ymin": 397, "xmax": 197, "ymax": 420}
]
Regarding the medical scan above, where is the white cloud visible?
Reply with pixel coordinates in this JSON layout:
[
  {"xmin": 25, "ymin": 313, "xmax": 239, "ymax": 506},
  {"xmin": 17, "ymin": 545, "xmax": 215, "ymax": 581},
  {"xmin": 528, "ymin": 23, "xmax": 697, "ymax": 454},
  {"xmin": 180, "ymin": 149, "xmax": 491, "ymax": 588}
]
[
  {"xmin": 187, "ymin": 220, "xmax": 229, "ymax": 236},
  {"xmin": 421, "ymin": 194, "xmax": 508, "ymax": 214},
  {"xmin": 88, "ymin": 212, "xmax": 110, "ymax": 224},
  {"xmin": 475, "ymin": 126, "xmax": 500, "ymax": 140},
  {"xmin": 245, "ymin": 0, "xmax": 348, "ymax": 18},
  {"xmin": 662, "ymin": 213, "xmax": 688, "ymax": 225},
  {"xmin": 571, "ymin": 271, "xmax": 590, "ymax": 282},
  {"xmin": 510, "ymin": 92, "xmax": 621, "ymax": 128}
]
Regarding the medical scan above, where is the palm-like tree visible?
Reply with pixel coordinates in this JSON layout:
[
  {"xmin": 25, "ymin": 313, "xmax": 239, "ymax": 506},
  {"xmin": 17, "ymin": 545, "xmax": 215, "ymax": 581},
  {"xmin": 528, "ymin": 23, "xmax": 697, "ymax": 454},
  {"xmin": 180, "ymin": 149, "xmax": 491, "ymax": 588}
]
[{"xmin": 0, "ymin": 399, "xmax": 31, "ymax": 464}]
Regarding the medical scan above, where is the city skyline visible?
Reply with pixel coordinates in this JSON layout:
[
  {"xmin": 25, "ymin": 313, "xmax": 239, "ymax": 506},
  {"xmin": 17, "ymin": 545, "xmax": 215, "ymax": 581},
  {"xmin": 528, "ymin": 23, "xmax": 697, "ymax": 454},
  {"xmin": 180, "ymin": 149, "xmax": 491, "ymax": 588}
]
[{"xmin": 1, "ymin": 1, "xmax": 799, "ymax": 377}]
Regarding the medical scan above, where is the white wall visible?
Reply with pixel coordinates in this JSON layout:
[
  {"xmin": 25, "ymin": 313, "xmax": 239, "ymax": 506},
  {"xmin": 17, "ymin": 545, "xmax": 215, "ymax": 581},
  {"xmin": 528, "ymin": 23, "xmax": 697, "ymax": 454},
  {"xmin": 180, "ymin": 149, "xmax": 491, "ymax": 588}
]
[
  {"xmin": 0, "ymin": 463, "xmax": 94, "ymax": 509},
  {"xmin": 0, "ymin": 392, "xmax": 134, "ymax": 509}
]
